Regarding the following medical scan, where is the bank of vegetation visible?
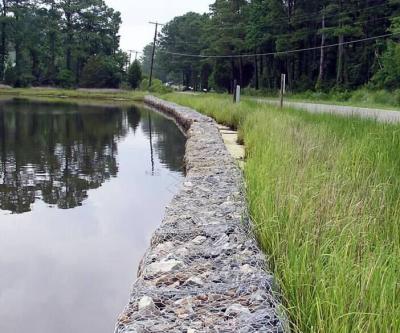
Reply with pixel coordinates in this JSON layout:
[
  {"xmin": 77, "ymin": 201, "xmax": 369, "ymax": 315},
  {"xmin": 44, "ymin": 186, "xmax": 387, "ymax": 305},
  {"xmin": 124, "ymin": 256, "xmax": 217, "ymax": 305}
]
[
  {"xmin": 0, "ymin": 0, "xmax": 142, "ymax": 89},
  {"xmin": 0, "ymin": 87, "xmax": 144, "ymax": 102},
  {"xmin": 163, "ymin": 92, "xmax": 400, "ymax": 333},
  {"xmin": 144, "ymin": 0, "xmax": 400, "ymax": 101}
]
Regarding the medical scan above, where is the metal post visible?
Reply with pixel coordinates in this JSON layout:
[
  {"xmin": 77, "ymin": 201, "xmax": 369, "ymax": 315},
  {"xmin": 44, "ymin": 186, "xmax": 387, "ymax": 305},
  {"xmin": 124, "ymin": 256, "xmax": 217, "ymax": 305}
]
[
  {"xmin": 280, "ymin": 74, "xmax": 286, "ymax": 109},
  {"xmin": 233, "ymin": 79, "xmax": 237, "ymax": 103},
  {"xmin": 236, "ymin": 85, "xmax": 241, "ymax": 103}
]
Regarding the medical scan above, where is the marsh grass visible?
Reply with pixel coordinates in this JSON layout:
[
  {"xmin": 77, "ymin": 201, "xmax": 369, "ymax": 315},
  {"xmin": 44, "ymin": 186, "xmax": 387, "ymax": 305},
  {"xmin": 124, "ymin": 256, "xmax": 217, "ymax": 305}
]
[
  {"xmin": 163, "ymin": 93, "xmax": 400, "ymax": 333},
  {"xmin": 0, "ymin": 87, "xmax": 145, "ymax": 102}
]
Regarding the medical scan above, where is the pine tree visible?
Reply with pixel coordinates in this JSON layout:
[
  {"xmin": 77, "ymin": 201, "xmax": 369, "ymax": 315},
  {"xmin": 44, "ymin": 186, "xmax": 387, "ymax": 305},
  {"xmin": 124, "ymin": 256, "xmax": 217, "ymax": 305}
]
[{"xmin": 128, "ymin": 60, "xmax": 142, "ymax": 89}]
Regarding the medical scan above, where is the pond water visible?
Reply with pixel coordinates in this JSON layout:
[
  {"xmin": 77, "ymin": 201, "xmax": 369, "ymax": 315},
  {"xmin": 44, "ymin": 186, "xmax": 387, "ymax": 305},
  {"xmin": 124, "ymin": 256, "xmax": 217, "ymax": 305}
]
[{"xmin": 0, "ymin": 99, "xmax": 186, "ymax": 333}]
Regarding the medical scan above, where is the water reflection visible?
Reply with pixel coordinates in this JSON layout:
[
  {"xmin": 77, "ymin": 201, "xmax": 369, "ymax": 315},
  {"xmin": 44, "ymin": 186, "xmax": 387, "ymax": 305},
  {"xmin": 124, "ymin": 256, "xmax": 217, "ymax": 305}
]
[
  {"xmin": 0, "ymin": 99, "xmax": 186, "ymax": 333},
  {"xmin": 142, "ymin": 111, "xmax": 186, "ymax": 174},
  {"xmin": 0, "ymin": 99, "xmax": 184, "ymax": 214}
]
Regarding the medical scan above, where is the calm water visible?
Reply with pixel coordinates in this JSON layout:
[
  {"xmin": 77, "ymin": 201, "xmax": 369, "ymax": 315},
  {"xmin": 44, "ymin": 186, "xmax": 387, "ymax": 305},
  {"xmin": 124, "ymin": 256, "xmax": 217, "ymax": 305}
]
[{"xmin": 0, "ymin": 99, "xmax": 186, "ymax": 333}]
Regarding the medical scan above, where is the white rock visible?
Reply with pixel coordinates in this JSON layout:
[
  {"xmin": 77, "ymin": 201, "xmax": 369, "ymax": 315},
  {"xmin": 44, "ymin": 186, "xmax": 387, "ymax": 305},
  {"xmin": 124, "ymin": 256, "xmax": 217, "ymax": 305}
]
[
  {"xmin": 240, "ymin": 264, "xmax": 255, "ymax": 275},
  {"xmin": 225, "ymin": 304, "xmax": 251, "ymax": 317},
  {"xmin": 146, "ymin": 259, "xmax": 184, "ymax": 275},
  {"xmin": 250, "ymin": 290, "xmax": 265, "ymax": 302},
  {"xmin": 175, "ymin": 247, "xmax": 189, "ymax": 257},
  {"xmin": 126, "ymin": 327, "xmax": 145, "ymax": 333},
  {"xmin": 154, "ymin": 241, "xmax": 175, "ymax": 253},
  {"xmin": 174, "ymin": 297, "xmax": 193, "ymax": 307},
  {"xmin": 220, "ymin": 201, "xmax": 234, "ymax": 207},
  {"xmin": 192, "ymin": 236, "xmax": 207, "ymax": 245},
  {"xmin": 215, "ymin": 234, "xmax": 229, "ymax": 246},
  {"xmin": 138, "ymin": 296, "xmax": 156, "ymax": 312},
  {"xmin": 184, "ymin": 276, "xmax": 204, "ymax": 287},
  {"xmin": 187, "ymin": 329, "xmax": 197, "ymax": 333}
]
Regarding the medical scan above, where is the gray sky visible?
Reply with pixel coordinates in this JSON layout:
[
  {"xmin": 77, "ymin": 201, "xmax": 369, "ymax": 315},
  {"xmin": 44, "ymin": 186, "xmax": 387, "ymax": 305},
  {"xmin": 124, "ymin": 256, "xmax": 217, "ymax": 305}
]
[{"xmin": 104, "ymin": 0, "xmax": 212, "ymax": 55}]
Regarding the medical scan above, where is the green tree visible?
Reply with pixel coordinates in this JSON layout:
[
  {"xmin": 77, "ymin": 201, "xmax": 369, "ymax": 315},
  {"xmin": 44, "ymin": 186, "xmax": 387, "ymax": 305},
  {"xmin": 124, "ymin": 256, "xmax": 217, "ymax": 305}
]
[
  {"xmin": 0, "ymin": 0, "xmax": 123, "ymax": 87},
  {"xmin": 79, "ymin": 55, "xmax": 121, "ymax": 88},
  {"xmin": 140, "ymin": 42, "xmax": 166, "ymax": 82},
  {"xmin": 127, "ymin": 60, "xmax": 142, "ymax": 89},
  {"xmin": 159, "ymin": 12, "xmax": 209, "ymax": 90},
  {"xmin": 372, "ymin": 8, "xmax": 400, "ymax": 89}
]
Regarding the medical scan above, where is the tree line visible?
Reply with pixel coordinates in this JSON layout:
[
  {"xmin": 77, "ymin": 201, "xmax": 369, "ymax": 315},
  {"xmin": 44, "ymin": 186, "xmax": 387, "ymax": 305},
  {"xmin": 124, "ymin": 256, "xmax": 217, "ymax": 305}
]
[
  {"xmin": 0, "ymin": 0, "xmax": 142, "ymax": 88},
  {"xmin": 145, "ymin": 0, "xmax": 400, "ymax": 93}
]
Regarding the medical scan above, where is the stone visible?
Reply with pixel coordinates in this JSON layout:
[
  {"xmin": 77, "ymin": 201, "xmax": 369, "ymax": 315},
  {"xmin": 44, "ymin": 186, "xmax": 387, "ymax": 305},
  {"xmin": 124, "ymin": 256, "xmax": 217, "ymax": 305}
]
[
  {"xmin": 115, "ymin": 96, "xmax": 284, "ymax": 333},
  {"xmin": 250, "ymin": 290, "xmax": 265, "ymax": 303},
  {"xmin": 192, "ymin": 236, "xmax": 207, "ymax": 245},
  {"xmin": 225, "ymin": 304, "xmax": 251, "ymax": 318},
  {"xmin": 154, "ymin": 241, "xmax": 175, "ymax": 253},
  {"xmin": 174, "ymin": 297, "xmax": 194, "ymax": 319},
  {"xmin": 175, "ymin": 247, "xmax": 189, "ymax": 257},
  {"xmin": 126, "ymin": 327, "xmax": 145, "ymax": 333},
  {"xmin": 183, "ymin": 276, "xmax": 204, "ymax": 287},
  {"xmin": 146, "ymin": 259, "xmax": 184, "ymax": 276},
  {"xmin": 215, "ymin": 233, "xmax": 229, "ymax": 246},
  {"xmin": 138, "ymin": 296, "xmax": 156, "ymax": 312},
  {"xmin": 240, "ymin": 264, "xmax": 255, "ymax": 275}
]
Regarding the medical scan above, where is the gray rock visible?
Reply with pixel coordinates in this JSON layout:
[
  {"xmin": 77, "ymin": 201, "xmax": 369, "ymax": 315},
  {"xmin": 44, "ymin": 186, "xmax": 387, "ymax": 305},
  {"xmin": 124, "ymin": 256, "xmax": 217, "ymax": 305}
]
[
  {"xmin": 225, "ymin": 304, "xmax": 251, "ymax": 317},
  {"xmin": 154, "ymin": 241, "xmax": 175, "ymax": 253},
  {"xmin": 145, "ymin": 259, "xmax": 184, "ymax": 276},
  {"xmin": 183, "ymin": 276, "xmax": 204, "ymax": 287},
  {"xmin": 240, "ymin": 264, "xmax": 255, "ymax": 275},
  {"xmin": 192, "ymin": 236, "xmax": 207, "ymax": 245},
  {"xmin": 114, "ymin": 96, "xmax": 285, "ymax": 333}
]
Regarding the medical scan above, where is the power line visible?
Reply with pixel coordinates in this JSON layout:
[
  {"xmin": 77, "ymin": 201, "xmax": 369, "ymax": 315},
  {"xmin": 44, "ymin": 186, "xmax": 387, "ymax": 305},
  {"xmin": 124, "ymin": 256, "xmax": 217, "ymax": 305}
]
[{"xmin": 158, "ymin": 32, "xmax": 400, "ymax": 59}]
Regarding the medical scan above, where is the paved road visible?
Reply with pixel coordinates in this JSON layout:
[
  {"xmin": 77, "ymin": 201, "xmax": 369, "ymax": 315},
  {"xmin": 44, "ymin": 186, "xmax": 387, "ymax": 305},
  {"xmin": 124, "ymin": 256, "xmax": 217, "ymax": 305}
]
[{"xmin": 256, "ymin": 98, "xmax": 400, "ymax": 124}]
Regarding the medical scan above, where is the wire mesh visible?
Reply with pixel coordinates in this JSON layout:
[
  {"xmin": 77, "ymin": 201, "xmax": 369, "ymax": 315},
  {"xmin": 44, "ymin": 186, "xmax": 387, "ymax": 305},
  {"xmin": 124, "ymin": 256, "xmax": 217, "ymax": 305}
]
[{"xmin": 115, "ymin": 97, "xmax": 286, "ymax": 333}]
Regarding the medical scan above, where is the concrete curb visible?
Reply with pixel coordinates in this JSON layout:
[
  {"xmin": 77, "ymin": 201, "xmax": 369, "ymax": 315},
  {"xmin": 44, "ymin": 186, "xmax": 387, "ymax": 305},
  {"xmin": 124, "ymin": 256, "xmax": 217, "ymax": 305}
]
[{"xmin": 114, "ymin": 96, "xmax": 285, "ymax": 333}]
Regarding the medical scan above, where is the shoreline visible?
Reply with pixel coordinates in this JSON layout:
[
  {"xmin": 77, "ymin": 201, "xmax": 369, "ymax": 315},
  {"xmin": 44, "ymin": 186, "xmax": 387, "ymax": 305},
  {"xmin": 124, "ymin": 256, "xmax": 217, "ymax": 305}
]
[{"xmin": 114, "ymin": 96, "xmax": 285, "ymax": 332}]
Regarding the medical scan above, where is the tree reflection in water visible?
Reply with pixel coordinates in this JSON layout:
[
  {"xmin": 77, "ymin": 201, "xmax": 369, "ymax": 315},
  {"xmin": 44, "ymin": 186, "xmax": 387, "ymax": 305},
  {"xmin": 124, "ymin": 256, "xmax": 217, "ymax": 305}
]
[
  {"xmin": 0, "ymin": 99, "xmax": 143, "ymax": 214},
  {"xmin": 141, "ymin": 110, "xmax": 186, "ymax": 174}
]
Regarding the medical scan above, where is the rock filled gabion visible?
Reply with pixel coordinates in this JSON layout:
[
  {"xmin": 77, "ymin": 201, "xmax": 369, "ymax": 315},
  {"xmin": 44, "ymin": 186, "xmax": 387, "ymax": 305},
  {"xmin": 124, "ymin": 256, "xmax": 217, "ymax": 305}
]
[{"xmin": 115, "ymin": 96, "xmax": 285, "ymax": 333}]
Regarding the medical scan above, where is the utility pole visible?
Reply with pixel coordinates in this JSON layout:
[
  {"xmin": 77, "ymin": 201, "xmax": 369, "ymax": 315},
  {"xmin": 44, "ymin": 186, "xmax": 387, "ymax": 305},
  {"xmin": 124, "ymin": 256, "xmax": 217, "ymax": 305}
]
[
  {"xmin": 126, "ymin": 49, "xmax": 140, "ymax": 71},
  {"xmin": 128, "ymin": 50, "xmax": 139, "ymax": 62},
  {"xmin": 149, "ymin": 22, "xmax": 164, "ymax": 88}
]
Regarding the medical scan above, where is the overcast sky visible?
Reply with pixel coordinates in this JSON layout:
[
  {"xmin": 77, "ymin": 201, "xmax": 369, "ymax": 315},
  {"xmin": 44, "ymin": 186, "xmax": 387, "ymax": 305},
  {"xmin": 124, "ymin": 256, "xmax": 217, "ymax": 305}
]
[{"xmin": 104, "ymin": 0, "xmax": 212, "ymax": 55}]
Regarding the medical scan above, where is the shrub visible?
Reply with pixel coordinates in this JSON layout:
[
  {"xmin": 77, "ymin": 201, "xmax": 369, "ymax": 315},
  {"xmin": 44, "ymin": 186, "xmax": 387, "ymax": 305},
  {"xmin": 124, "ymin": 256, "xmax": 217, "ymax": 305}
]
[
  {"xmin": 80, "ymin": 55, "xmax": 121, "ymax": 88},
  {"xmin": 140, "ymin": 78, "xmax": 172, "ymax": 94},
  {"xmin": 372, "ymin": 41, "xmax": 400, "ymax": 90},
  {"xmin": 57, "ymin": 69, "xmax": 75, "ymax": 88},
  {"xmin": 4, "ymin": 66, "xmax": 17, "ymax": 86},
  {"xmin": 4, "ymin": 65, "xmax": 33, "ymax": 87}
]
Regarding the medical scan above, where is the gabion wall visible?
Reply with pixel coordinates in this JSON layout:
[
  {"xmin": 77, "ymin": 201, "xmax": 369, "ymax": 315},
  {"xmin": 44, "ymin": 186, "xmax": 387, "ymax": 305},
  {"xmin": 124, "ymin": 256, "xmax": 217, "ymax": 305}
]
[{"xmin": 114, "ymin": 96, "xmax": 286, "ymax": 333}]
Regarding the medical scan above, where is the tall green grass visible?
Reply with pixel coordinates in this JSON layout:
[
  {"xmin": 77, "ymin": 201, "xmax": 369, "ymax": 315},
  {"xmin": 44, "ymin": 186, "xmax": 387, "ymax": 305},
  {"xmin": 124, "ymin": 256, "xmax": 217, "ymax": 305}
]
[{"xmin": 163, "ymin": 93, "xmax": 400, "ymax": 333}]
